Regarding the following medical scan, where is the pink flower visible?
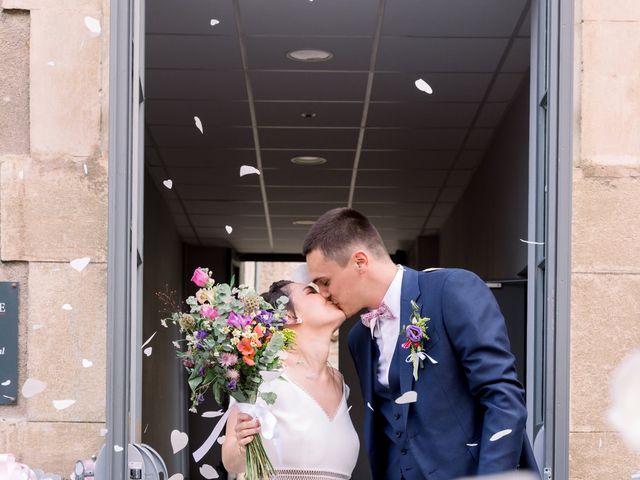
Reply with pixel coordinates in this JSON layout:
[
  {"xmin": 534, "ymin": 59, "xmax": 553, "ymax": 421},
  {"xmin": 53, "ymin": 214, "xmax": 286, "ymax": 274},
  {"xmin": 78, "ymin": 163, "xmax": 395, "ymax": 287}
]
[
  {"xmin": 191, "ymin": 267, "xmax": 209, "ymax": 287},
  {"xmin": 226, "ymin": 369, "xmax": 240, "ymax": 381},
  {"xmin": 219, "ymin": 352, "xmax": 238, "ymax": 367},
  {"xmin": 200, "ymin": 305, "xmax": 218, "ymax": 320}
]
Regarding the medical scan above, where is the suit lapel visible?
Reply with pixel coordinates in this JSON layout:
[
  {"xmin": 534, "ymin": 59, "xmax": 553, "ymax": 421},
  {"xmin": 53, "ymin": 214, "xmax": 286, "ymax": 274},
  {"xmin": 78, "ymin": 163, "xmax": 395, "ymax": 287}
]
[{"xmin": 391, "ymin": 267, "xmax": 421, "ymax": 429}]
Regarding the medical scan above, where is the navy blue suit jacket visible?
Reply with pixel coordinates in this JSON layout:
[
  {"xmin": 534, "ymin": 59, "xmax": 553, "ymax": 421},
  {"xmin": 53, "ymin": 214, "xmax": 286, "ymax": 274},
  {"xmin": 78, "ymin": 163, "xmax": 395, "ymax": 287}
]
[{"xmin": 348, "ymin": 267, "xmax": 537, "ymax": 479}]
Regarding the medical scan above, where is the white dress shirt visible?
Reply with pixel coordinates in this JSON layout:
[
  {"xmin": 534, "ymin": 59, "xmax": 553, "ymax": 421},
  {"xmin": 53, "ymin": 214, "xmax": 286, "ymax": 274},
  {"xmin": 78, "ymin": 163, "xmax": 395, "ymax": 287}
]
[{"xmin": 372, "ymin": 265, "xmax": 404, "ymax": 388}]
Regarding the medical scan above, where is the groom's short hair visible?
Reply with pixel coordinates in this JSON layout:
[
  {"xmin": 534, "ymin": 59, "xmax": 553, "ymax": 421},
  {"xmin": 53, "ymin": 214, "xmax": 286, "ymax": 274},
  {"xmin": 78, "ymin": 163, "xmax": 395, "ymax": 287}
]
[{"xmin": 302, "ymin": 208, "xmax": 389, "ymax": 266}]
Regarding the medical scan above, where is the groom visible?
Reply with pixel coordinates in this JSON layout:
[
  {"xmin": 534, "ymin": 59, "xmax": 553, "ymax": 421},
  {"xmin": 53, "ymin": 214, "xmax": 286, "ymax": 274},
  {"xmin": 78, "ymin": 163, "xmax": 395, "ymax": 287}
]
[{"xmin": 303, "ymin": 208, "xmax": 537, "ymax": 479}]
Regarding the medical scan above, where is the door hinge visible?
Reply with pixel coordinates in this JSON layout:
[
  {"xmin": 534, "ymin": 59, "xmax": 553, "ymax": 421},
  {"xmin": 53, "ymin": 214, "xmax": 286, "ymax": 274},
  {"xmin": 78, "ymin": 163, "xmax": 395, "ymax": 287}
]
[{"xmin": 543, "ymin": 467, "xmax": 552, "ymax": 480}]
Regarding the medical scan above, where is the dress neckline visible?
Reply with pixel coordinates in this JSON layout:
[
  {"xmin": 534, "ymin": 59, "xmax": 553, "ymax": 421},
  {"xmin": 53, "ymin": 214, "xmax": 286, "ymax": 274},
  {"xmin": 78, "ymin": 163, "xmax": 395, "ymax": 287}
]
[{"xmin": 281, "ymin": 372, "xmax": 346, "ymax": 422}]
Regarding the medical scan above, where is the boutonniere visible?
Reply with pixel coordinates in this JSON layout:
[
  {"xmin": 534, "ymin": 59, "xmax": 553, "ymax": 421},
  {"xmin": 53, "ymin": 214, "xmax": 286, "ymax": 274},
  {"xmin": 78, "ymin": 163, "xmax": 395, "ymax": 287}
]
[{"xmin": 401, "ymin": 300, "xmax": 431, "ymax": 381}]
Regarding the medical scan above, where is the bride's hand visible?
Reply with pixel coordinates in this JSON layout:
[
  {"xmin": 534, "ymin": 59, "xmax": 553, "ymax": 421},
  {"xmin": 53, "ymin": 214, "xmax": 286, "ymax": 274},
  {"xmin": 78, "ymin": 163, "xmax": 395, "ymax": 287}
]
[{"xmin": 235, "ymin": 413, "xmax": 261, "ymax": 452}]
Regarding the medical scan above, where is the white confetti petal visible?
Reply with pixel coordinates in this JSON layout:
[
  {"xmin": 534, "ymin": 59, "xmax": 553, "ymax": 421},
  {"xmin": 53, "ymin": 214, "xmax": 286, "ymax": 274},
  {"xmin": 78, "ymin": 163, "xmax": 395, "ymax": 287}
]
[
  {"xmin": 210, "ymin": 19, "xmax": 220, "ymax": 26},
  {"xmin": 395, "ymin": 391, "xmax": 418, "ymax": 404},
  {"xmin": 520, "ymin": 238, "xmax": 545, "ymax": 245},
  {"xmin": 168, "ymin": 475, "xmax": 184, "ymax": 480},
  {"xmin": 141, "ymin": 331, "xmax": 157, "ymax": 349},
  {"xmin": 414, "ymin": 78, "xmax": 433, "ymax": 94},
  {"xmin": 83, "ymin": 163, "xmax": 88, "ymax": 175},
  {"xmin": 53, "ymin": 399, "xmax": 76, "ymax": 410},
  {"xmin": 84, "ymin": 16, "xmax": 101, "ymax": 36},
  {"xmin": 348, "ymin": 405, "xmax": 353, "ymax": 412},
  {"xmin": 199, "ymin": 464, "xmax": 219, "ymax": 479},
  {"xmin": 18, "ymin": 170, "xmax": 24, "ymax": 180},
  {"xmin": 366, "ymin": 402, "xmax": 374, "ymax": 411},
  {"xmin": 33, "ymin": 324, "xmax": 43, "ymax": 331},
  {"xmin": 113, "ymin": 445, "xmax": 123, "ymax": 452},
  {"xmin": 202, "ymin": 410, "xmax": 224, "ymax": 418},
  {"xmin": 216, "ymin": 436, "xmax": 225, "ymax": 445},
  {"xmin": 426, "ymin": 354, "xmax": 438, "ymax": 364},
  {"xmin": 194, "ymin": 116, "xmax": 203, "ymax": 134},
  {"xmin": 70, "ymin": 256, "xmax": 91, "ymax": 272},
  {"xmin": 62, "ymin": 304, "xmax": 73, "ymax": 311},
  {"xmin": 100, "ymin": 428, "xmax": 108, "ymax": 436},
  {"xmin": 3, "ymin": 395, "xmax": 15, "ymax": 401},
  {"xmin": 144, "ymin": 347, "xmax": 153, "ymax": 357},
  {"xmin": 22, "ymin": 378, "xmax": 47, "ymax": 398},
  {"xmin": 163, "ymin": 179, "xmax": 173, "ymax": 189},
  {"xmin": 239, "ymin": 165, "xmax": 261, "ymax": 177},
  {"xmin": 225, "ymin": 225, "xmax": 233, "ymax": 234},
  {"xmin": 607, "ymin": 350, "xmax": 640, "ymax": 450},
  {"xmin": 466, "ymin": 443, "xmax": 478, "ymax": 447},
  {"xmin": 489, "ymin": 429, "xmax": 513, "ymax": 442},
  {"xmin": 144, "ymin": 424, "xmax": 149, "ymax": 434},
  {"xmin": 82, "ymin": 359, "xmax": 94, "ymax": 368},
  {"xmin": 3, "ymin": 96, "xmax": 11, "ymax": 102},
  {"xmin": 47, "ymin": 60, "xmax": 55, "ymax": 66},
  {"xmin": 1, "ymin": 380, "xmax": 11, "ymax": 386},
  {"xmin": 171, "ymin": 430, "xmax": 189, "ymax": 454}
]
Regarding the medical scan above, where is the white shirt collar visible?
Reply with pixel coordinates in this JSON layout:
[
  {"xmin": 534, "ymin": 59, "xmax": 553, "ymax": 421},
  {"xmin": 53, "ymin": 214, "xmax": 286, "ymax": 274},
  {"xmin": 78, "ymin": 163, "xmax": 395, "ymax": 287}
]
[{"xmin": 381, "ymin": 264, "xmax": 404, "ymax": 319}]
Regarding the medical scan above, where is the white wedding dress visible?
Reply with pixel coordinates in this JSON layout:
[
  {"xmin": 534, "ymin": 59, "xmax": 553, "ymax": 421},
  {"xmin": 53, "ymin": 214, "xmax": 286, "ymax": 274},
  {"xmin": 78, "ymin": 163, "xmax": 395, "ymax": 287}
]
[{"xmin": 257, "ymin": 371, "xmax": 360, "ymax": 479}]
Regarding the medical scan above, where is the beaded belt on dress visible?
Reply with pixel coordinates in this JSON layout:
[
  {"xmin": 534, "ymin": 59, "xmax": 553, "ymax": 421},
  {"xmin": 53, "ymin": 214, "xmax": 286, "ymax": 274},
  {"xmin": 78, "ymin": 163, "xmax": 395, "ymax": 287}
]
[{"xmin": 272, "ymin": 469, "xmax": 350, "ymax": 479}]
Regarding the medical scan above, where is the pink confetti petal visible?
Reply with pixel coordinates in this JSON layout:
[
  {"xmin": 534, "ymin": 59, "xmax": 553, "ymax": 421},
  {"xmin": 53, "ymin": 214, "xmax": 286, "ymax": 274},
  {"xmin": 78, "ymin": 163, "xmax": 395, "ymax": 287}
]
[
  {"xmin": 199, "ymin": 464, "xmax": 219, "ymax": 479},
  {"xmin": 239, "ymin": 165, "xmax": 260, "ymax": 177},
  {"xmin": 395, "ymin": 391, "xmax": 418, "ymax": 404},
  {"xmin": 163, "ymin": 179, "xmax": 173, "ymax": 189},
  {"xmin": 22, "ymin": 378, "xmax": 47, "ymax": 398},
  {"xmin": 171, "ymin": 430, "xmax": 189, "ymax": 454},
  {"xmin": 194, "ymin": 116, "xmax": 203, "ymax": 134}
]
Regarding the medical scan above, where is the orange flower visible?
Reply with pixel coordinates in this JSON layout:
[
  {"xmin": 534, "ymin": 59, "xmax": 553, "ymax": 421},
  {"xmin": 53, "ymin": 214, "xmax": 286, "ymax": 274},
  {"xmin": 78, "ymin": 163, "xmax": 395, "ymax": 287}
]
[
  {"xmin": 254, "ymin": 324, "xmax": 264, "ymax": 338},
  {"xmin": 242, "ymin": 355, "xmax": 255, "ymax": 366},
  {"xmin": 237, "ymin": 338, "xmax": 254, "ymax": 356}
]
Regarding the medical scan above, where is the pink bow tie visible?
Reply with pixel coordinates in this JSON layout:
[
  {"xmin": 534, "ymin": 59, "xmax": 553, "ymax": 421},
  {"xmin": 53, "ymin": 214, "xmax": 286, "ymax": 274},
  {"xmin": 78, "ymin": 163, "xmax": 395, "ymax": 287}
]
[{"xmin": 361, "ymin": 302, "xmax": 396, "ymax": 337}]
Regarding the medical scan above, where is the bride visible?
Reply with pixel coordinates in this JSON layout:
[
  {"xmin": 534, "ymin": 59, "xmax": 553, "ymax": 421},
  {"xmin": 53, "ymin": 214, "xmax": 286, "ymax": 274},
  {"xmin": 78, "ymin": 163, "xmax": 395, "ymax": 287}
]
[{"xmin": 222, "ymin": 280, "xmax": 360, "ymax": 479}]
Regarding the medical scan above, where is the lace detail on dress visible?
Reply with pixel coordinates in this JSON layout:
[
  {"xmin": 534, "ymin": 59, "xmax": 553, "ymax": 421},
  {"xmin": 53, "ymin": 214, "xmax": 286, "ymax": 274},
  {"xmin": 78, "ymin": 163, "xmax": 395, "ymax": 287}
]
[{"xmin": 273, "ymin": 469, "xmax": 351, "ymax": 479}]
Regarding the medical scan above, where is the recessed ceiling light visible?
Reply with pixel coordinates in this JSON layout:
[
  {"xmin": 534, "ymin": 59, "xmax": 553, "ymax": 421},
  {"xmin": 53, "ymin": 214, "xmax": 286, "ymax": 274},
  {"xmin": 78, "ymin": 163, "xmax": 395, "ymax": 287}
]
[
  {"xmin": 293, "ymin": 220, "xmax": 316, "ymax": 226},
  {"xmin": 301, "ymin": 112, "xmax": 317, "ymax": 119},
  {"xmin": 415, "ymin": 78, "xmax": 433, "ymax": 94},
  {"xmin": 286, "ymin": 49, "xmax": 334, "ymax": 62},
  {"xmin": 290, "ymin": 156, "xmax": 327, "ymax": 166}
]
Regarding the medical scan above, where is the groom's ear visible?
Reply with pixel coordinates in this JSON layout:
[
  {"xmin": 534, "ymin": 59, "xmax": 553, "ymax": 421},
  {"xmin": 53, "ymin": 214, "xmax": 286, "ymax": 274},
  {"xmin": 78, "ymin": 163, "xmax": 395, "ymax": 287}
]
[{"xmin": 353, "ymin": 250, "xmax": 369, "ymax": 273}]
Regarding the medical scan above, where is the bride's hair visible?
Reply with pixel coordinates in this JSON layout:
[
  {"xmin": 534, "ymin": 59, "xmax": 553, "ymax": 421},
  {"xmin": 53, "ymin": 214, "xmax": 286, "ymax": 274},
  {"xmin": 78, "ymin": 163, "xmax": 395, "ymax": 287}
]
[{"xmin": 261, "ymin": 280, "xmax": 296, "ymax": 316}]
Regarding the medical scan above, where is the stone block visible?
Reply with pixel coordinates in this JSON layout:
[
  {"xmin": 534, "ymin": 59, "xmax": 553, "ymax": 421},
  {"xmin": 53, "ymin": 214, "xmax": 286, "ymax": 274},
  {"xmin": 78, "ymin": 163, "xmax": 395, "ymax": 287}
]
[
  {"xmin": 572, "ymin": 171, "xmax": 640, "ymax": 272},
  {"xmin": 29, "ymin": 7, "xmax": 103, "ymax": 157},
  {"xmin": 570, "ymin": 273, "xmax": 640, "ymax": 432},
  {"xmin": 569, "ymin": 431, "xmax": 640, "ymax": 479},
  {"xmin": 583, "ymin": 0, "xmax": 640, "ymax": 22},
  {"xmin": 0, "ymin": 419, "xmax": 105, "ymax": 476},
  {"xmin": 0, "ymin": 155, "xmax": 108, "ymax": 262},
  {"xmin": 0, "ymin": 10, "xmax": 30, "ymax": 155},
  {"xmin": 23, "ymin": 262, "xmax": 106, "ymax": 422},
  {"xmin": 580, "ymin": 22, "xmax": 640, "ymax": 167}
]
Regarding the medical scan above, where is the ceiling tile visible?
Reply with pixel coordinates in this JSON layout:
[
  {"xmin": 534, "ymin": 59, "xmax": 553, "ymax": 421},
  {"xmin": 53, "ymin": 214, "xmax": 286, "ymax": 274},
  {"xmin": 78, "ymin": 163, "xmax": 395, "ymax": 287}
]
[
  {"xmin": 145, "ymin": 100, "xmax": 251, "ymax": 127},
  {"xmin": 359, "ymin": 150, "xmax": 457, "ymax": 170},
  {"xmin": 245, "ymin": 36, "xmax": 372, "ymax": 71},
  {"xmin": 518, "ymin": 7, "xmax": 531, "ymax": 37},
  {"xmin": 254, "ymin": 102, "xmax": 363, "ymax": 127},
  {"xmin": 382, "ymin": 0, "xmax": 527, "ymax": 37},
  {"xmin": 431, "ymin": 203, "xmax": 455, "ymax": 217},
  {"xmin": 149, "ymin": 165, "xmax": 261, "ymax": 186},
  {"xmin": 270, "ymin": 202, "xmax": 344, "ymax": 216},
  {"xmin": 502, "ymin": 38, "xmax": 531, "ymax": 73},
  {"xmin": 148, "ymin": 125, "xmax": 254, "ymax": 148},
  {"xmin": 259, "ymin": 127, "xmax": 359, "ymax": 149},
  {"xmin": 376, "ymin": 37, "xmax": 508, "ymax": 72},
  {"xmin": 475, "ymin": 102, "xmax": 510, "ymax": 128},
  {"xmin": 367, "ymin": 102, "xmax": 478, "ymax": 128},
  {"xmin": 371, "ymin": 72, "xmax": 493, "ymax": 102},
  {"xmin": 250, "ymin": 71, "xmax": 368, "ymax": 101},
  {"xmin": 356, "ymin": 169, "xmax": 448, "ymax": 188},
  {"xmin": 150, "ymin": 148, "xmax": 257, "ymax": 167},
  {"xmin": 146, "ymin": 0, "xmax": 236, "ymax": 35},
  {"xmin": 238, "ymin": 0, "xmax": 378, "ymax": 36},
  {"xmin": 264, "ymin": 167, "xmax": 351, "ymax": 187},
  {"xmin": 446, "ymin": 169, "xmax": 475, "ymax": 187},
  {"xmin": 487, "ymin": 73, "xmax": 526, "ymax": 102},
  {"xmin": 439, "ymin": 186, "xmax": 464, "ymax": 202},
  {"xmin": 353, "ymin": 187, "xmax": 440, "ymax": 203},
  {"xmin": 352, "ymin": 202, "xmax": 433, "ymax": 217},
  {"xmin": 424, "ymin": 216, "xmax": 447, "ymax": 229},
  {"xmin": 267, "ymin": 186, "xmax": 349, "ymax": 203},
  {"xmin": 175, "ymin": 184, "xmax": 263, "ymax": 201},
  {"xmin": 456, "ymin": 150, "xmax": 485, "ymax": 169},
  {"xmin": 145, "ymin": 70, "xmax": 247, "ymax": 100},
  {"xmin": 183, "ymin": 200, "xmax": 265, "ymax": 215},
  {"xmin": 363, "ymin": 128, "xmax": 467, "ymax": 150},
  {"xmin": 465, "ymin": 128, "xmax": 495, "ymax": 150},
  {"xmin": 146, "ymin": 35, "xmax": 242, "ymax": 69}
]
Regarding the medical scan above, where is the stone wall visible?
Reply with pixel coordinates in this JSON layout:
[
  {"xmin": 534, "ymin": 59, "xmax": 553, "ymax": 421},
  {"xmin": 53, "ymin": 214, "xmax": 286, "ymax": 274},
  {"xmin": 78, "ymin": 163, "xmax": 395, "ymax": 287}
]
[
  {"xmin": 570, "ymin": 1, "xmax": 640, "ymax": 477},
  {"xmin": 0, "ymin": 0, "xmax": 109, "ymax": 473}
]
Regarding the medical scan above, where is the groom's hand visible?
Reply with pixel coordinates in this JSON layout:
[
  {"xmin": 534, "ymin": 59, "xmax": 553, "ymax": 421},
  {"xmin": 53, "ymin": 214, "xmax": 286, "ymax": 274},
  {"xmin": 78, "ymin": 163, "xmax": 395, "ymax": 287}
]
[{"xmin": 235, "ymin": 413, "xmax": 261, "ymax": 452}]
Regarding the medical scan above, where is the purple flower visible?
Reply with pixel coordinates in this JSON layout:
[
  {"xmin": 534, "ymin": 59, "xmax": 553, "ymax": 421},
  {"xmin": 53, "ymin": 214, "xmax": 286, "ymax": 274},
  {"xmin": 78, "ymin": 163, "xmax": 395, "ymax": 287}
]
[
  {"xmin": 255, "ymin": 310, "xmax": 274, "ymax": 325},
  {"xmin": 227, "ymin": 311, "xmax": 251, "ymax": 329},
  {"xmin": 195, "ymin": 330, "xmax": 208, "ymax": 340},
  {"xmin": 406, "ymin": 325, "xmax": 423, "ymax": 343},
  {"xmin": 198, "ymin": 367, "xmax": 205, "ymax": 377},
  {"xmin": 227, "ymin": 379, "xmax": 237, "ymax": 391},
  {"xmin": 197, "ymin": 393, "xmax": 205, "ymax": 404}
]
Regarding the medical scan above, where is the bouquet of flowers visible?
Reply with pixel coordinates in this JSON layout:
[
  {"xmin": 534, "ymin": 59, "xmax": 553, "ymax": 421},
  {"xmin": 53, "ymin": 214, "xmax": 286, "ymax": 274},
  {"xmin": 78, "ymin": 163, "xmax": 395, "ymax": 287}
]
[{"xmin": 162, "ymin": 267, "xmax": 295, "ymax": 479}]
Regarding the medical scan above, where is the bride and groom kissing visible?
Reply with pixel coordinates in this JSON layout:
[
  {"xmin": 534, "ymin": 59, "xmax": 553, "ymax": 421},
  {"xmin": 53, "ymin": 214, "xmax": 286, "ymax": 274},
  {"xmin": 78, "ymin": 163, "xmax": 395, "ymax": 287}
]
[{"xmin": 222, "ymin": 207, "xmax": 538, "ymax": 480}]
